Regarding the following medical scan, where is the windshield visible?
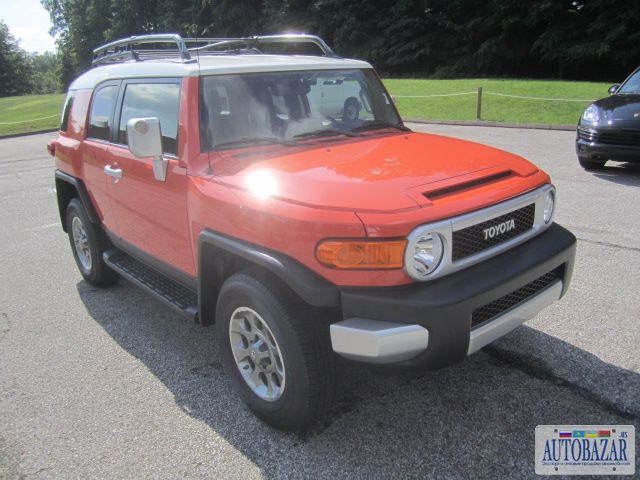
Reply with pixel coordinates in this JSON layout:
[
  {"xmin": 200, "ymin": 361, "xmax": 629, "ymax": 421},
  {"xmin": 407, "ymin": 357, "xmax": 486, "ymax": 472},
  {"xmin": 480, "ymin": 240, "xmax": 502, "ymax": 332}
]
[
  {"xmin": 199, "ymin": 69, "xmax": 403, "ymax": 150},
  {"xmin": 618, "ymin": 68, "xmax": 640, "ymax": 94}
]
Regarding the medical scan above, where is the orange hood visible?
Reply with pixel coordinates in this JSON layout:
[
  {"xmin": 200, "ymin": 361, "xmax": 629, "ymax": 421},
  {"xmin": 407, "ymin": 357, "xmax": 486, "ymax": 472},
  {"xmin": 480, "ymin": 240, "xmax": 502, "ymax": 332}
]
[{"xmin": 211, "ymin": 132, "xmax": 540, "ymax": 213}]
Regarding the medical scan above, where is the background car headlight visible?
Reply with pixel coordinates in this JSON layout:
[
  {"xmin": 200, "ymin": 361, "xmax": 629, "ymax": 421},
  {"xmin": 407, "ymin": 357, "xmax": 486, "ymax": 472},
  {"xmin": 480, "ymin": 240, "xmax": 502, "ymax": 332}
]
[
  {"xmin": 582, "ymin": 104, "xmax": 600, "ymax": 123},
  {"xmin": 543, "ymin": 188, "xmax": 555, "ymax": 224},
  {"xmin": 406, "ymin": 232, "xmax": 444, "ymax": 279}
]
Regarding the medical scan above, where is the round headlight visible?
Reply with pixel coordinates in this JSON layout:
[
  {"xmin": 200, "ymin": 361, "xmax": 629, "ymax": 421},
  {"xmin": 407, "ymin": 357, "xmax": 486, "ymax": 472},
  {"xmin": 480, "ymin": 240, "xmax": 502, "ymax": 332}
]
[
  {"xmin": 543, "ymin": 188, "xmax": 555, "ymax": 224},
  {"xmin": 407, "ymin": 232, "xmax": 444, "ymax": 279},
  {"xmin": 582, "ymin": 104, "xmax": 600, "ymax": 124}
]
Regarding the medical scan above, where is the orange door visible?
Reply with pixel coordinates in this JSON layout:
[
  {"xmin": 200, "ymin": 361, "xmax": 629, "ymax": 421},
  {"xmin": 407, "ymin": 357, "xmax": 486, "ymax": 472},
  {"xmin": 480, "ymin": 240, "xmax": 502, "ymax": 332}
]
[
  {"xmin": 104, "ymin": 80, "xmax": 195, "ymax": 276},
  {"xmin": 105, "ymin": 146, "xmax": 193, "ymax": 274}
]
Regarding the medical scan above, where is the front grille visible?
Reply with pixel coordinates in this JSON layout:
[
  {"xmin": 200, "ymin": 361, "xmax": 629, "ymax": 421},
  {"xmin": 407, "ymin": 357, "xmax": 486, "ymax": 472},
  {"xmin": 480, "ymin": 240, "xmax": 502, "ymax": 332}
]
[
  {"xmin": 597, "ymin": 130, "xmax": 640, "ymax": 147},
  {"xmin": 452, "ymin": 203, "xmax": 535, "ymax": 261},
  {"xmin": 471, "ymin": 265, "xmax": 564, "ymax": 329},
  {"xmin": 578, "ymin": 127, "xmax": 640, "ymax": 147}
]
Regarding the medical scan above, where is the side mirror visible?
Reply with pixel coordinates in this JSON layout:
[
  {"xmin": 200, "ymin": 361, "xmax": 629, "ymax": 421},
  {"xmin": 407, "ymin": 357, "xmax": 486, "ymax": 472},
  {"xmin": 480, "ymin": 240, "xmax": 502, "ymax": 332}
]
[
  {"xmin": 126, "ymin": 117, "xmax": 167, "ymax": 181},
  {"xmin": 608, "ymin": 84, "xmax": 620, "ymax": 95}
]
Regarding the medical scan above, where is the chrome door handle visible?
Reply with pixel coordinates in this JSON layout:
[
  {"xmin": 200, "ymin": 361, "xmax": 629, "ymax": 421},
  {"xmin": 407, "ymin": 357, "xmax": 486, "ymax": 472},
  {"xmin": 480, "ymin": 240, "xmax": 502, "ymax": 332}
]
[{"xmin": 104, "ymin": 165, "xmax": 123, "ymax": 182}]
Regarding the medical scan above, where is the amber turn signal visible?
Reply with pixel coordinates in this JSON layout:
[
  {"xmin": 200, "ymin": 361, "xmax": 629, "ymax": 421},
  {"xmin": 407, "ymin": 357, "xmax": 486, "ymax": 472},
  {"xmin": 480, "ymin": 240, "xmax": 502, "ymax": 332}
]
[{"xmin": 316, "ymin": 240, "xmax": 407, "ymax": 269}]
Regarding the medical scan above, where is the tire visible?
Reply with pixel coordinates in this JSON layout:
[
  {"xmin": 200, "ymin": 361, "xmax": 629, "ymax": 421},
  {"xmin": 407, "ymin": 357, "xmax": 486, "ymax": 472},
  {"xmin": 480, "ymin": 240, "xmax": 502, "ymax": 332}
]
[
  {"xmin": 66, "ymin": 198, "xmax": 119, "ymax": 286},
  {"xmin": 578, "ymin": 156, "xmax": 606, "ymax": 171},
  {"xmin": 215, "ymin": 271, "xmax": 335, "ymax": 431}
]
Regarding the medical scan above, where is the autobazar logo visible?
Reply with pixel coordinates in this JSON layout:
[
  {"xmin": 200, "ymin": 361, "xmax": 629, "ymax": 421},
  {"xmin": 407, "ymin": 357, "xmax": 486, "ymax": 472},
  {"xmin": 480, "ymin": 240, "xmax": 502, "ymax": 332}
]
[{"xmin": 535, "ymin": 425, "xmax": 635, "ymax": 475}]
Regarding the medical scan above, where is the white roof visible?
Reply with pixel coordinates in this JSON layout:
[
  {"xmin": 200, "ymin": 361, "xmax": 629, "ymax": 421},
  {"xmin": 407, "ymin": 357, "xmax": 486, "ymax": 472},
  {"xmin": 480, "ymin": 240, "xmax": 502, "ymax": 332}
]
[{"xmin": 69, "ymin": 55, "xmax": 373, "ymax": 90}]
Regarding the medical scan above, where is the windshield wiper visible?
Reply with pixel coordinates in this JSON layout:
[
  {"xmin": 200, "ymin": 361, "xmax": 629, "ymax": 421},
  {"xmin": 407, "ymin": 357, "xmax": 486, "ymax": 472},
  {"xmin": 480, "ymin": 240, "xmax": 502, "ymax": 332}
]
[
  {"xmin": 292, "ymin": 128, "xmax": 361, "ymax": 139},
  {"xmin": 213, "ymin": 136, "xmax": 298, "ymax": 150},
  {"xmin": 351, "ymin": 121, "xmax": 412, "ymax": 133}
]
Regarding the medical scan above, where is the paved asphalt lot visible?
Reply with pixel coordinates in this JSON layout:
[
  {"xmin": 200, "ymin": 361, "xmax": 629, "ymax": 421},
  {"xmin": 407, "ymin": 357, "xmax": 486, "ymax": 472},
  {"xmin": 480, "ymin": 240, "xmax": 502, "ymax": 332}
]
[{"xmin": 1, "ymin": 125, "xmax": 639, "ymax": 479}]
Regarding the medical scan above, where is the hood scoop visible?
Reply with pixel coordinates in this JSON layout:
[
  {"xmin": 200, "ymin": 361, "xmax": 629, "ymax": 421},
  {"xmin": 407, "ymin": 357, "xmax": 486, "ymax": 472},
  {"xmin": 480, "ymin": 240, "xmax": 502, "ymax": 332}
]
[{"xmin": 423, "ymin": 170, "xmax": 513, "ymax": 201}]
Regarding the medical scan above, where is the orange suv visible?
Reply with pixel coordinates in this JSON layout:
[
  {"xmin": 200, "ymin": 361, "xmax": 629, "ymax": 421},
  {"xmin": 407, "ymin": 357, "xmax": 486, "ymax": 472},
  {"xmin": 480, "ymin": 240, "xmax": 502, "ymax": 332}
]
[{"xmin": 48, "ymin": 34, "xmax": 576, "ymax": 430}]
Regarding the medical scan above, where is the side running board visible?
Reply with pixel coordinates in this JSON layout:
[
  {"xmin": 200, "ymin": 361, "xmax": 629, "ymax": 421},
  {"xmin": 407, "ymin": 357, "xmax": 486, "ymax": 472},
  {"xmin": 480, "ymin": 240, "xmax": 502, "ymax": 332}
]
[{"xmin": 103, "ymin": 250, "xmax": 198, "ymax": 321}]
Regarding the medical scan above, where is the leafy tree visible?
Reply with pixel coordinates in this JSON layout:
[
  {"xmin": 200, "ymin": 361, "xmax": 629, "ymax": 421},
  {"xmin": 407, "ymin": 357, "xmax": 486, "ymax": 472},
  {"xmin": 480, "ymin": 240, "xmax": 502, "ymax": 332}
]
[
  {"xmin": 30, "ymin": 52, "xmax": 60, "ymax": 93},
  {"xmin": 40, "ymin": 0, "xmax": 640, "ymax": 85},
  {"xmin": 0, "ymin": 21, "xmax": 34, "ymax": 96},
  {"xmin": 42, "ymin": 0, "xmax": 112, "ymax": 88},
  {"xmin": 530, "ymin": 0, "xmax": 640, "ymax": 80}
]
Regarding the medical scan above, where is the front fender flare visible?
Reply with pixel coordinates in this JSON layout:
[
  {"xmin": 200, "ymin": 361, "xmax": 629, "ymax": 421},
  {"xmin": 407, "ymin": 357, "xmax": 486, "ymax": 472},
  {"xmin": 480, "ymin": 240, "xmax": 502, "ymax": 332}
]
[{"xmin": 197, "ymin": 230, "xmax": 340, "ymax": 325}]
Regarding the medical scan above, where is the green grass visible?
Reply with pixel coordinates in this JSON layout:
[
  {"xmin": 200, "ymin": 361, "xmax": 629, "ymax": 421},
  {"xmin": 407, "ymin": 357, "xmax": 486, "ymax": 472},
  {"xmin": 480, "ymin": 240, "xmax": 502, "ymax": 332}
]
[
  {"xmin": 383, "ymin": 78, "xmax": 610, "ymax": 125},
  {"xmin": 0, "ymin": 93, "xmax": 65, "ymax": 136}
]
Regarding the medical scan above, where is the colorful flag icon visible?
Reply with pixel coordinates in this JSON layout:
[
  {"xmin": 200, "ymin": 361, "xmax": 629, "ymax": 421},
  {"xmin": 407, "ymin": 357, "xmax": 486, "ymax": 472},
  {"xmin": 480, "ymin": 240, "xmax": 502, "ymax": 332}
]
[{"xmin": 559, "ymin": 432, "xmax": 572, "ymax": 438}]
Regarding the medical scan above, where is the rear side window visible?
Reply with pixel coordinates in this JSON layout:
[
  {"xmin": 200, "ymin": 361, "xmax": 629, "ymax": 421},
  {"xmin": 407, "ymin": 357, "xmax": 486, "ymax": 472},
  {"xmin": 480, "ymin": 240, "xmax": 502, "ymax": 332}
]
[
  {"xmin": 118, "ymin": 82, "xmax": 180, "ymax": 155},
  {"xmin": 88, "ymin": 85, "xmax": 119, "ymax": 140},
  {"xmin": 60, "ymin": 93, "xmax": 74, "ymax": 132}
]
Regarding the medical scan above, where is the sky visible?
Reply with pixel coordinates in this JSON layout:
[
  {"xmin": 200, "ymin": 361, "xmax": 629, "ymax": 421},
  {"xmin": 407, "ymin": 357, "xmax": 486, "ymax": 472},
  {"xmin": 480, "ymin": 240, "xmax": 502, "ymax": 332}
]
[{"xmin": 0, "ymin": 0, "xmax": 56, "ymax": 53}]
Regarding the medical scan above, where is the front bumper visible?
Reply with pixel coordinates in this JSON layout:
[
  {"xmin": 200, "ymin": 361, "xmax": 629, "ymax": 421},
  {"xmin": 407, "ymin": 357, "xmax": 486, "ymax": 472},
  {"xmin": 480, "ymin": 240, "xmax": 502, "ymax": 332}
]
[
  {"xmin": 576, "ymin": 138, "xmax": 640, "ymax": 163},
  {"xmin": 331, "ymin": 223, "xmax": 576, "ymax": 369}
]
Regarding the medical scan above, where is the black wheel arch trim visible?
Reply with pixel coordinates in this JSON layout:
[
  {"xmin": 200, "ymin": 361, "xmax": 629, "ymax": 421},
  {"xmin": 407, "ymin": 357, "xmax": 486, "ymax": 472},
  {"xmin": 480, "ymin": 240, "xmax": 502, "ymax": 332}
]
[
  {"xmin": 198, "ymin": 229, "xmax": 340, "ymax": 325},
  {"xmin": 55, "ymin": 170, "xmax": 101, "ymax": 231}
]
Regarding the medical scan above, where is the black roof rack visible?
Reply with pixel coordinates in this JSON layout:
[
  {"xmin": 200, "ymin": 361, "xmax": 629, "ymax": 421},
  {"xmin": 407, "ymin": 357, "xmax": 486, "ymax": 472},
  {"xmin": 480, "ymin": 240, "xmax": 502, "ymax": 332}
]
[{"xmin": 92, "ymin": 33, "xmax": 337, "ymax": 67}]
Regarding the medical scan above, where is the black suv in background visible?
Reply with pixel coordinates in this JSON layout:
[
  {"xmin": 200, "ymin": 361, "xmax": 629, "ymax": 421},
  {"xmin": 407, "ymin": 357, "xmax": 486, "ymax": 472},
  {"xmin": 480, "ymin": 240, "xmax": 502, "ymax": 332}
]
[{"xmin": 576, "ymin": 66, "xmax": 640, "ymax": 170}]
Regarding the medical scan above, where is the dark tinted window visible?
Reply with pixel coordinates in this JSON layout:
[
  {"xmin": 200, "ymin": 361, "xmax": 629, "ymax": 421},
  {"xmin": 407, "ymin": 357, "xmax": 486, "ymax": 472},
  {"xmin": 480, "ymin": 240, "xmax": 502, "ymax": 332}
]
[
  {"xmin": 118, "ymin": 82, "xmax": 180, "ymax": 155},
  {"xmin": 60, "ymin": 93, "xmax": 74, "ymax": 132},
  {"xmin": 88, "ymin": 85, "xmax": 118, "ymax": 140},
  {"xmin": 619, "ymin": 69, "xmax": 640, "ymax": 94}
]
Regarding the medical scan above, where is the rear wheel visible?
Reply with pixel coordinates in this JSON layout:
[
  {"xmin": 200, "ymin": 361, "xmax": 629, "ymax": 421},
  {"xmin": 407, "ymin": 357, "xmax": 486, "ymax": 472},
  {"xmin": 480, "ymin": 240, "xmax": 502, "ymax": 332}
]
[
  {"xmin": 215, "ymin": 272, "xmax": 335, "ymax": 431},
  {"xmin": 66, "ymin": 198, "xmax": 119, "ymax": 286},
  {"xmin": 578, "ymin": 156, "xmax": 606, "ymax": 171}
]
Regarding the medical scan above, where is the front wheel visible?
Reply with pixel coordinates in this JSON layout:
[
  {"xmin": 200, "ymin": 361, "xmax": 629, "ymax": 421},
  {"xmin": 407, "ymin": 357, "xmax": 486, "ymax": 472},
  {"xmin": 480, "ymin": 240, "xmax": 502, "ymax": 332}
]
[{"xmin": 215, "ymin": 272, "xmax": 335, "ymax": 431}]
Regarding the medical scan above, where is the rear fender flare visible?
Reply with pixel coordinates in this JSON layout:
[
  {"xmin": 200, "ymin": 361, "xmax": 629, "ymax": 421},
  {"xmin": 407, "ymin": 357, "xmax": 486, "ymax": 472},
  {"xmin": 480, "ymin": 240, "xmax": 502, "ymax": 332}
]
[{"xmin": 55, "ymin": 170, "xmax": 101, "ymax": 232}]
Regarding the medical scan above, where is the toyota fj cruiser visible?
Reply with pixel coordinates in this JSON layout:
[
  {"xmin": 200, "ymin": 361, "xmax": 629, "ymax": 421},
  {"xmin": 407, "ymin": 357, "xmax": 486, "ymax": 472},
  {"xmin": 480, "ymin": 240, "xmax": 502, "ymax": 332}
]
[{"xmin": 48, "ymin": 34, "xmax": 576, "ymax": 431}]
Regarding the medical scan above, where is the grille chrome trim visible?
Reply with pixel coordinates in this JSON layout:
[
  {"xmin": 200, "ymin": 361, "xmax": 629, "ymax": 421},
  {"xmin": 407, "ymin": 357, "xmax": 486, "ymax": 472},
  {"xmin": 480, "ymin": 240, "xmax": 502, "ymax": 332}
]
[
  {"xmin": 404, "ymin": 184, "xmax": 555, "ymax": 281},
  {"xmin": 467, "ymin": 280, "xmax": 562, "ymax": 355}
]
